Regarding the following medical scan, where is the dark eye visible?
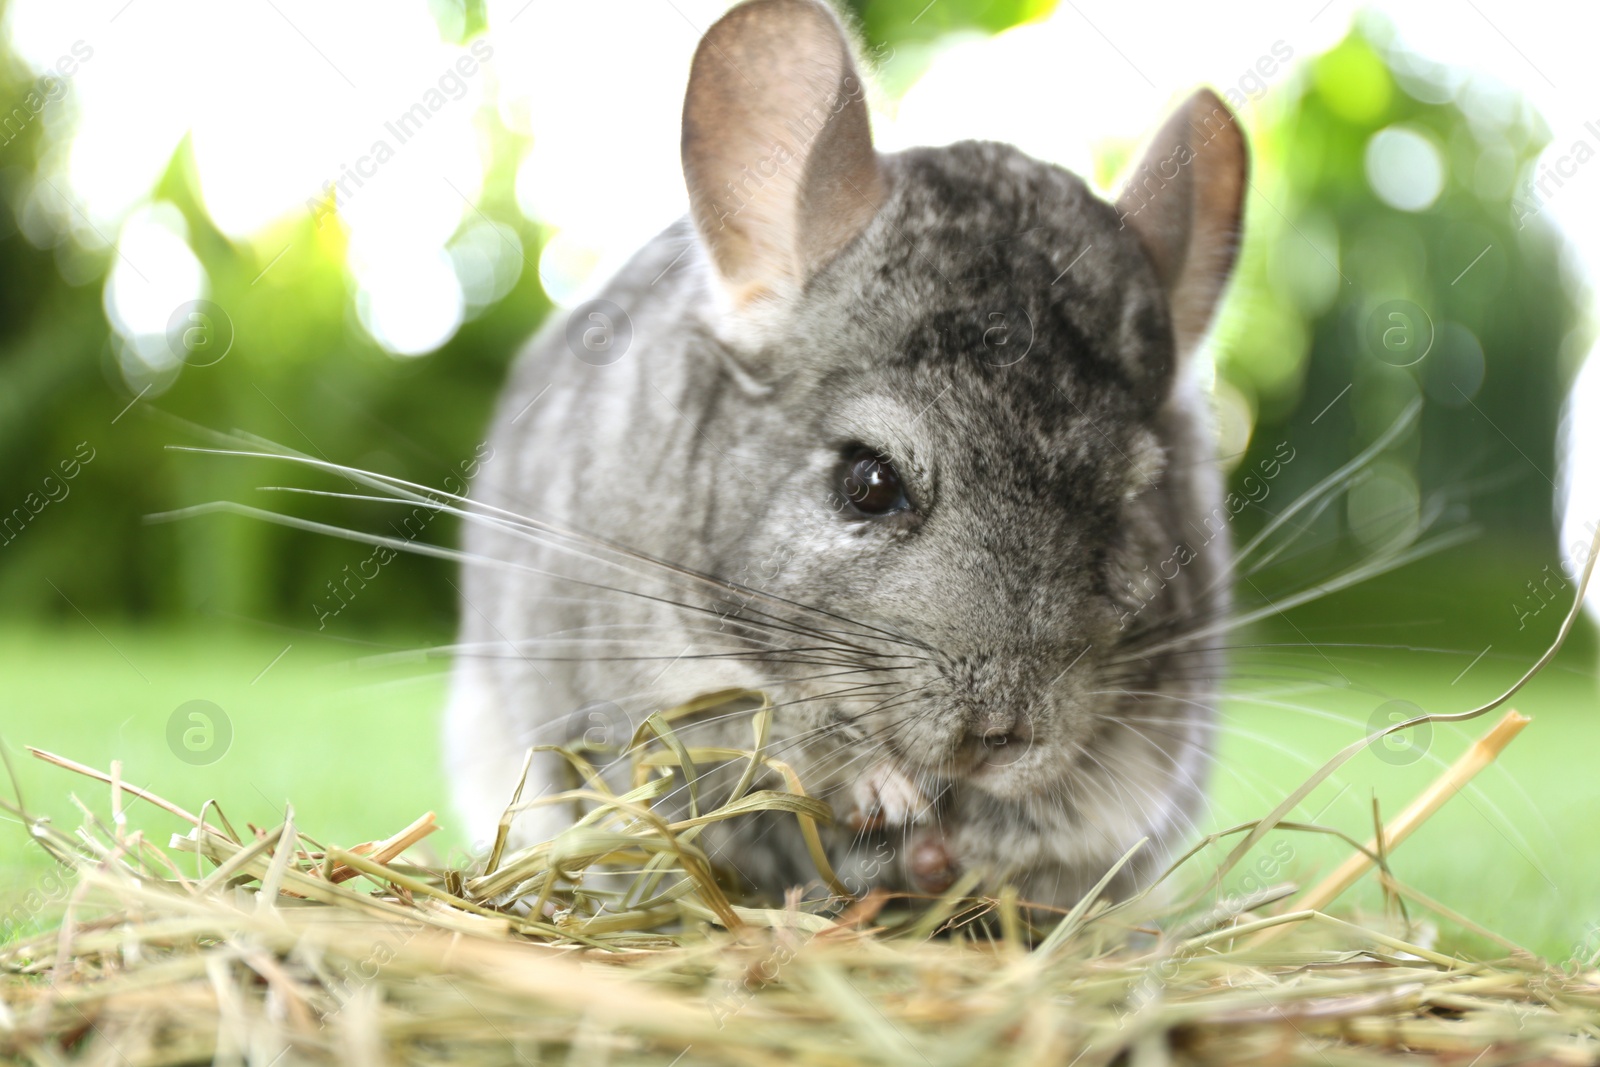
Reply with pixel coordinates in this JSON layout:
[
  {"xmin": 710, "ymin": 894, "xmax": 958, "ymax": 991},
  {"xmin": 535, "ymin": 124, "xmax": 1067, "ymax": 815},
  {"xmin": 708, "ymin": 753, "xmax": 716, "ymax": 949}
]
[{"xmin": 838, "ymin": 446, "xmax": 908, "ymax": 516}]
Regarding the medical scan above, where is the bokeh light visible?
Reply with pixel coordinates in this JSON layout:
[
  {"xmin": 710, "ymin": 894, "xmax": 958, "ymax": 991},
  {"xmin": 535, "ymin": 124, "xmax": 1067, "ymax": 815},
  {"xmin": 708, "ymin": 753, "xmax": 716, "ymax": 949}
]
[
  {"xmin": 2, "ymin": 0, "xmax": 491, "ymax": 359},
  {"xmin": 103, "ymin": 202, "xmax": 207, "ymax": 394},
  {"xmin": 1365, "ymin": 125, "xmax": 1446, "ymax": 211}
]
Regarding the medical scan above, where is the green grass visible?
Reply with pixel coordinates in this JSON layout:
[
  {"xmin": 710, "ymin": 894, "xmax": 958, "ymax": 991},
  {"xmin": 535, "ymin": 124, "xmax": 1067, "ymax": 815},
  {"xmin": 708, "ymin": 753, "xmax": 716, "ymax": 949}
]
[
  {"xmin": 1204, "ymin": 643, "xmax": 1600, "ymax": 959},
  {"xmin": 0, "ymin": 623, "xmax": 460, "ymax": 945},
  {"xmin": 1, "ymin": 608, "xmax": 1596, "ymax": 959}
]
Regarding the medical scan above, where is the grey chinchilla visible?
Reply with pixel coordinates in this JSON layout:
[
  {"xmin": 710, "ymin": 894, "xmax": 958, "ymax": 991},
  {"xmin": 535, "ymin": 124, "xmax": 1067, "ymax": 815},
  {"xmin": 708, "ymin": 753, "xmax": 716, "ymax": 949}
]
[{"xmin": 446, "ymin": 0, "xmax": 1248, "ymax": 909}]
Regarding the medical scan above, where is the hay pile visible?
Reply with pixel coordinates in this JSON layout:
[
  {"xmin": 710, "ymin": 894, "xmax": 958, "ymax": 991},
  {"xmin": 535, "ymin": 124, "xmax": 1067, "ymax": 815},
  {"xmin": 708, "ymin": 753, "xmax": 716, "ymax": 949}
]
[{"xmin": 2, "ymin": 688, "xmax": 1598, "ymax": 1067}]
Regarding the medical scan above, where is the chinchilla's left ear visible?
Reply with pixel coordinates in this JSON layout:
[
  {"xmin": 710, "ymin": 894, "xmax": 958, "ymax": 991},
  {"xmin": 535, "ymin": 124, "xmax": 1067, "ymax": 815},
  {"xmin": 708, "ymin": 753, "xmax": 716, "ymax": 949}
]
[{"xmin": 1115, "ymin": 89, "xmax": 1249, "ymax": 362}]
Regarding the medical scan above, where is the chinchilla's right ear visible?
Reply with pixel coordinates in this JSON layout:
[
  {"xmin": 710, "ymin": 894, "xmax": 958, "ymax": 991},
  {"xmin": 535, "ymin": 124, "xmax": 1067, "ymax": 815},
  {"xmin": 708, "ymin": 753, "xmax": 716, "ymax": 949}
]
[{"xmin": 682, "ymin": 0, "xmax": 885, "ymax": 322}]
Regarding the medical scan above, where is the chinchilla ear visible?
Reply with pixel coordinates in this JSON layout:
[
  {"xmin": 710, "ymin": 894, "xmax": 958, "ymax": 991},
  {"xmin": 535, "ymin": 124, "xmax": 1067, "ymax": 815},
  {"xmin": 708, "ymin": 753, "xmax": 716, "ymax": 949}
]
[
  {"xmin": 682, "ymin": 0, "xmax": 886, "ymax": 313},
  {"xmin": 1115, "ymin": 89, "xmax": 1248, "ymax": 362}
]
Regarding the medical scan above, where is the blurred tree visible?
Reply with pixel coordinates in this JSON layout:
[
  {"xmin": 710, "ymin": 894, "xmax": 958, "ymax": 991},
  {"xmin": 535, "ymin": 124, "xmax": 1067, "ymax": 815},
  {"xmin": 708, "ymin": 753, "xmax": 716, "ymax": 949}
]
[
  {"xmin": 0, "ymin": 7, "xmax": 1582, "ymax": 642},
  {"xmin": 1214, "ymin": 20, "xmax": 1580, "ymax": 587}
]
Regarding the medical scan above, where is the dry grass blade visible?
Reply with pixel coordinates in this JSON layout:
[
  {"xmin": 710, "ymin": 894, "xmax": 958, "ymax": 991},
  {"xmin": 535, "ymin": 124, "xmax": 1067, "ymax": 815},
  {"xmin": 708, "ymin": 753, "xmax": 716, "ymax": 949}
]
[
  {"xmin": 1246, "ymin": 708, "xmax": 1532, "ymax": 948},
  {"xmin": 3, "ymin": 683, "xmax": 1598, "ymax": 1065}
]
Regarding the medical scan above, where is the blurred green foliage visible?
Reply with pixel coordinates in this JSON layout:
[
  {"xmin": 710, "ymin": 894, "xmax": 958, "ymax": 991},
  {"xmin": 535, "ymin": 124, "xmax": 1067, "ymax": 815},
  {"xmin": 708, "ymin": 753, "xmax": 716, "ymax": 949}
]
[
  {"xmin": 1216, "ymin": 23, "xmax": 1579, "ymax": 572},
  {"xmin": 0, "ymin": 7, "xmax": 1583, "ymax": 644},
  {"xmin": 849, "ymin": 0, "xmax": 1058, "ymax": 44},
  {"xmin": 0, "ymin": 144, "xmax": 546, "ymax": 633}
]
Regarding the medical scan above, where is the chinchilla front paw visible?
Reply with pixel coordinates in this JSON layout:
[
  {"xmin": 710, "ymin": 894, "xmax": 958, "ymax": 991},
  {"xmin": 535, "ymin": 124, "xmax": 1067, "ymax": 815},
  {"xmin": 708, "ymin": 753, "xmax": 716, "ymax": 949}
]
[{"xmin": 846, "ymin": 761, "xmax": 931, "ymax": 831}]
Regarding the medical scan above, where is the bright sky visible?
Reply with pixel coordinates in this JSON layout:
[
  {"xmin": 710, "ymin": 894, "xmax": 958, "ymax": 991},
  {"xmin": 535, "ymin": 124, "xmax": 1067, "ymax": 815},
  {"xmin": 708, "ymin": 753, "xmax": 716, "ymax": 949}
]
[{"xmin": 2, "ymin": 0, "xmax": 1595, "ymax": 609}]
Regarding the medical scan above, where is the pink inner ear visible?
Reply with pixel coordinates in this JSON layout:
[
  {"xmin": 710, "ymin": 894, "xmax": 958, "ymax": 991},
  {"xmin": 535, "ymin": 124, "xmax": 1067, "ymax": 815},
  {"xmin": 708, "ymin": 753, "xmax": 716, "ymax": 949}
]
[
  {"xmin": 681, "ymin": 0, "xmax": 886, "ymax": 307},
  {"xmin": 1114, "ymin": 90, "xmax": 1249, "ymax": 360}
]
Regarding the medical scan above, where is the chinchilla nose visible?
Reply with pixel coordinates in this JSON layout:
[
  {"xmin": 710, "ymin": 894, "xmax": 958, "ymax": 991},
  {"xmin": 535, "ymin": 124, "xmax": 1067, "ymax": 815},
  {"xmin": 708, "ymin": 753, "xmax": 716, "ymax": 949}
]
[
  {"xmin": 938, "ymin": 649, "xmax": 1044, "ymax": 757},
  {"xmin": 971, "ymin": 708, "xmax": 1016, "ymax": 741},
  {"xmin": 967, "ymin": 707, "xmax": 1033, "ymax": 756}
]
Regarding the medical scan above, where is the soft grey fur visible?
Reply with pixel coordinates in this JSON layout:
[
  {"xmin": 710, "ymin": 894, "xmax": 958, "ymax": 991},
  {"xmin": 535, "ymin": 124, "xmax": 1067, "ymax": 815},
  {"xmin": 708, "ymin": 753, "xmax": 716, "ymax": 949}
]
[{"xmin": 446, "ymin": 9, "xmax": 1235, "ymax": 909}]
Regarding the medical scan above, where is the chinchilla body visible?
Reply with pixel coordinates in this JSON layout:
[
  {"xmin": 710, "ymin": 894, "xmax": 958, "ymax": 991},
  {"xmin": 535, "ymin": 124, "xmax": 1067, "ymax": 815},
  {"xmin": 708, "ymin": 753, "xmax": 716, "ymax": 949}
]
[{"xmin": 447, "ymin": 0, "xmax": 1246, "ymax": 907}]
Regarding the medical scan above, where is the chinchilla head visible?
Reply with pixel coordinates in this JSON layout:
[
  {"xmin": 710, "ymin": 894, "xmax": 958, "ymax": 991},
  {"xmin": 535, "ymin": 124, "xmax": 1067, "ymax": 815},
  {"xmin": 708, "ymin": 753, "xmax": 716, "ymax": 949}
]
[{"xmin": 665, "ymin": 0, "xmax": 1247, "ymax": 840}]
